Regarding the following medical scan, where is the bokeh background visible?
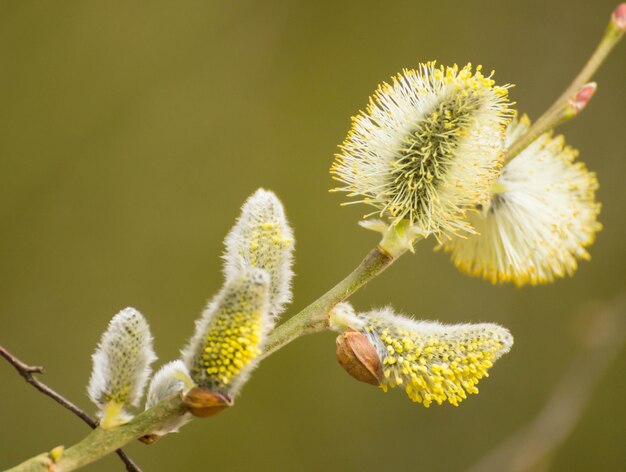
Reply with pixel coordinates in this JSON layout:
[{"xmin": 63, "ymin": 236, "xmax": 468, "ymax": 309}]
[{"xmin": 1, "ymin": 1, "xmax": 625, "ymax": 470}]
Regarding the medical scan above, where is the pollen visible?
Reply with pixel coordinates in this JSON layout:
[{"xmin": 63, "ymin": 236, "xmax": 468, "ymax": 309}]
[
  {"xmin": 441, "ymin": 114, "xmax": 601, "ymax": 286},
  {"xmin": 201, "ymin": 313, "xmax": 262, "ymax": 387},
  {"xmin": 359, "ymin": 307, "xmax": 512, "ymax": 407},
  {"xmin": 183, "ymin": 269, "xmax": 271, "ymax": 396},
  {"xmin": 331, "ymin": 62, "xmax": 512, "ymax": 238}
]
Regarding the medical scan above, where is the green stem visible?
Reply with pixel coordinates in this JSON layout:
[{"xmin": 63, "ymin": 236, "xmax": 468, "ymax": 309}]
[
  {"xmin": 7, "ymin": 395, "xmax": 186, "ymax": 472},
  {"xmin": 263, "ymin": 246, "xmax": 397, "ymax": 357},
  {"xmin": 503, "ymin": 15, "xmax": 624, "ymax": 164},
  {"xmin": 7, "ymin": 245, "xmax": 400, "ymax": 472}
]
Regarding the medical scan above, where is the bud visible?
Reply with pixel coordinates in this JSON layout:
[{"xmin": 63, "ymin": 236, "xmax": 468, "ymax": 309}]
[
  {"xmin": 223, "ymin": 188, "xmax": 294, "ymax": 322},
  {"xmin": 359, "ymin": 219, "xmax": 424, "ymax": 257},
  {"xmin": 141, "ymin": 360, "xmax": 194, "ymax": 440},
  {"xmin": 612, "ymin": 3, "xmax": 626, "ymax": 30},
  {"xmin": 568, "ymin": 82, "xmax": 597, "ymax": 115},
  {"xmin": 182, "ymin": 268, "xmax": 271, "ymax": 402},
  {"xmin": 336, "ymin": 330, "xmax": 382, "ymax": 386},
  {"xmin": 49, "ymin": 446, "xmax": 64, "ymax": 463},
  {"xmin": 331, "ymin": 62, "xmax": 512, "ymax": 238},
  {"xmin": 182, "ymin": 387, "xmax": 234, "ymax": 417},
  {"xmin": 87, "ymin": 307, "xmax": 156, "ymax": 429}
]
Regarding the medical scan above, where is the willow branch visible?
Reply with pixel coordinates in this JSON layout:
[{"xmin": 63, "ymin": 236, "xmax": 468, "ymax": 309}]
[
  {"xmin": 263, "ymin": 245, "xmax": 398, "ymax": 357},
  {"xmin": 6, "ymin": 243, "xmax": 402, "ymax": 472},
  {"xmin": 503, "ymin": 4, "xmax": 625, "ymax": 164},
  {"xmin": 468, "ymin": 293, "xmax": 626, "ymax": 472},
  {"xmin": 7, "ymin": 395, "xmax": 186, "ymax": 472},
  {"xmin": 0, "ymin": 345, "xmax": 142, "ymax": 472}
]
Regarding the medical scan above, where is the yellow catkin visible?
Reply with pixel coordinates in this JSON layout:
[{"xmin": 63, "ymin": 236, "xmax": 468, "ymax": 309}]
[
  {"xmin": 201, "ymin": 309, "xmax": 263, "ymax": 387},
  {"xmin": 185, "ymin": 269, "xmax": 270, "ymax": 396},
  {"xmin": 441, "ymin": 114, "xmax": 601, "ymax": 286},
  {"xmin": 331, "ymin": 62, "xmax": 512, "ymax": 238},
  {"xmin": 360, "ymin": 309, "xmax": 512, "ymax": 407}
]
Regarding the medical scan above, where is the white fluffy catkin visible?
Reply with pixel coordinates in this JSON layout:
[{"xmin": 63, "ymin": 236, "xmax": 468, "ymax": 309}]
[
  {"xmin": 144, "ymin": 360, "xmax": 193, "ymax": 436},
  {"xmin": 87, "ymin": 307, "xmax": 156, "ymax": 428},
  {"xmin": 223, "ymin": 188, "xmax": 294, "ymax": 322}
]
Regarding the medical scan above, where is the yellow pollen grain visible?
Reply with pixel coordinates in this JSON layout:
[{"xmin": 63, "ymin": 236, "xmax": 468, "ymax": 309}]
[
  {"xmin": 368, "ymin": 320, "xmax": 506, "ymax": 407},
  {"xmin": 200, "ymin": 310, "xmax": 262, "ymax": 389}
]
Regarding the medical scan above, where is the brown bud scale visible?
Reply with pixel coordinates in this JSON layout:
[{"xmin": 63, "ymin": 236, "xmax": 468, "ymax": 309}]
[
  {"xmin": 138, "ymin": 434, "xmax": 160, "ymax": 445},
  {"xmin": 182, "ymin": 387, "xmax": 234, "ymax": 418},
  {"xmin": 336, "ymin": 330, "xmax": 383, "ymax": 386}
]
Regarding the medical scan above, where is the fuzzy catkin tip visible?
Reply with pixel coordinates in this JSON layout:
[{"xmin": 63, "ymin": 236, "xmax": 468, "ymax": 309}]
[
  {"xmin": 223, "ymin": 188, "xmax": 294, "ymax": 321},
  {"xmin": 87, "ymin": 307, "xmax": 156, "ymax": 428},
  {"xmin": 143, "ymin": 360, "xmax": 194, "ymax": 438}
]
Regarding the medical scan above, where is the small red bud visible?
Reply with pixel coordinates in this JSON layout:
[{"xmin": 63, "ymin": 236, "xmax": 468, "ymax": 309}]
[
  {"xmin": 612, "ymin": 3, "xmax": 626, "ymax": 30},
  {"xmin": 570, "ymin": 82, "xmax": 597, "ymax": 113}
]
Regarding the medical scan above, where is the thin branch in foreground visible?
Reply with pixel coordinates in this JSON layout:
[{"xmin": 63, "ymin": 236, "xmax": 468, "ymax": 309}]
[
  {"xmin": 0, "ymin": 345, "xmax": 142, "ymax": 472},
  {"xmin": 468, "ymin": 293, "xmax": 626, "ymax": 472}
]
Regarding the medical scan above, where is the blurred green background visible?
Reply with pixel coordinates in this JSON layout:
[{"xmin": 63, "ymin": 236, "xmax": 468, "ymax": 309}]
[{"xmin": 1, "ymin": 1, "xmax": 625, "ymax": 470}]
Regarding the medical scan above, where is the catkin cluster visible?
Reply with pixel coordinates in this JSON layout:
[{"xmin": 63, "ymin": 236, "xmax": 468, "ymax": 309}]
[
  {"xmin": 331, "ymin": 62, "xmax": 600, "ymax": 284},
  {"xmin": 86, "ymin": 189, "xmax": 294, "ymax": 434}
]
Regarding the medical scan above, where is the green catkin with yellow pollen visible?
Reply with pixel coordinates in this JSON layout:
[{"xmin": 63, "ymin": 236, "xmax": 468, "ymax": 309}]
[
  {"xmin": 183, "ymin": 268, "xmax": 271, "ymax": 396},
  {"xmin": 368, "ymin": 313, "xmax": 512, "ymax": 407},
  {"xmin": 330, "ymin": 304, "xmax": 513, "ymax": 407},
  {"xmin": 386, "ymin": 68, "xmax": 501, "ymax": 224},
  {"xmin": 331, "ymin": 62, "xmax": 512, "ymax": 238}
]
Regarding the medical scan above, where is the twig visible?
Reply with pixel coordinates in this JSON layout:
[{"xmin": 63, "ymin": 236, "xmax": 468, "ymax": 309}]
[
  {"xmin": 503, "ymin": 4, "xmax": 625, "ymax": 164},
  {"xmin": 7, "ymin": 395, "xmax": 186, "ymax": 472},
  {"xmin": 468, "ymin": 294, "xmax": 626, "ymax": 472},
  {"xmin": 0, "ymin": 345, "xmax": 142, "ymax": 472},
  {"xmin": 263, "ymin": 246, "xmax": 396, "ymax": 357},
  {"xmin": 5, "ymin": 242, "xmax": 400, "ymax": 472}
]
